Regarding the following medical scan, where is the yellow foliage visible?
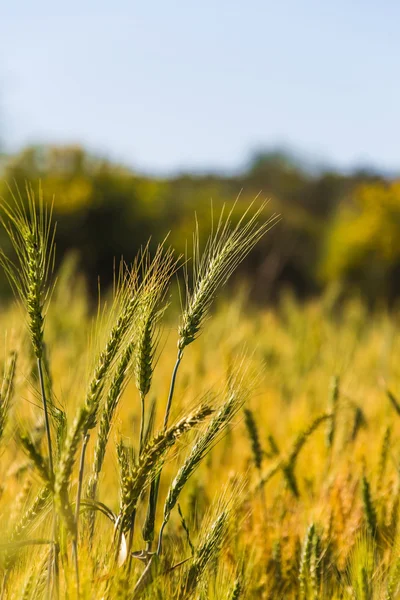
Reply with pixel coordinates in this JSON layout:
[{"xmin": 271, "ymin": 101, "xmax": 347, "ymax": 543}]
[
  {"xmin": 320, "ymin": 180, "xmax": 400, "ymax": 283},
  {"xmin": 43, "ymin": 176, "xmax": 94, "ymax": 211}
]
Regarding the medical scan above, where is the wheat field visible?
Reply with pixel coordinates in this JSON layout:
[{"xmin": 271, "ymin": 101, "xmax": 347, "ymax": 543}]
[{"xmin": 0, "ymin": 187, "xmax": 400, "ymax": 599}]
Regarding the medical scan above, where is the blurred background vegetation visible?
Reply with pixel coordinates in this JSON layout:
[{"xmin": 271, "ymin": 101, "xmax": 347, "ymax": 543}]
[{"xmin": 0, "ymin": 144, "xmax": 397, "ymax": 305}]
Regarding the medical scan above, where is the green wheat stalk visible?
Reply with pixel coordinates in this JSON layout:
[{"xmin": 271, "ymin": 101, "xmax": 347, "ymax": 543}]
[{"xmin": 145, "ymin": 201, "xmax": 278, "ymax": 551}]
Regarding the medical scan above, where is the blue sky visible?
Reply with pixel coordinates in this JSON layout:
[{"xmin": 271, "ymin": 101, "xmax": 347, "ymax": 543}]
[{"xmin": 1, "ymin": 1, "xmax": 399, "ymax": 174}]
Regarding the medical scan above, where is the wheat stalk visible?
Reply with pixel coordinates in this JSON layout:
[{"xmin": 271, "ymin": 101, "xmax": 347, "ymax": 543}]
[
  {"xmin": 0, "ymin": 351, "xmax": 17, "ymax": 442},
  {"xmin": 54, "ymin": 247, "xmax": 172, "ymax": 537},
  {"xmin": 134, "ymin": 249, "xmax": 175, "ymax": 452},
  {"xmin": 0, "ymin": 185, "xmax": 59, "ymax": 595},
  {"xmin": 144, "ymin": 202, "xmax": 277, "ymax": 552}
]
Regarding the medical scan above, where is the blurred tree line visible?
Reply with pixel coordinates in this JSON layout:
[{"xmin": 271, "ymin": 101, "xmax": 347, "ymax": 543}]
[{"xmin": 0, "ymin": 144, "xmax": 398, "ymax": 304}]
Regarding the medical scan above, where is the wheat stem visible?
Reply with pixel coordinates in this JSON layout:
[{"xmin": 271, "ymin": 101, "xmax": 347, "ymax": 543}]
[
  {"xmin": 37, "ymin": 357, "xmax": 58, "ymax": 600},
  {"xmin": 37, "ymin": 359, "xmax": 54, "ymax": 476},
  {"xmin": 163, "ymin": 349, "xmax": 183, "ymax": 431},
  {"xmin": 139, "ymin": 394, "xmax": 146, "ymax": 453},
  {"xmin": 75, "ymin": 432, "xmax": 90, "ymax": 540},
  {"xmin": 143, "ymin": 349, "xmax": 183, "ymax": 550},
  {"xmin": 72, "ymin": 540, "xmax": 80, "ymax": 598}
]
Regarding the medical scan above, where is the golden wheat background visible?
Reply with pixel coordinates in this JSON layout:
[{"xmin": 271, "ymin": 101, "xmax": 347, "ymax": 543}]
[{"xmin": 1, "ymin": 191, "xmax": 400, "ymax": 599}]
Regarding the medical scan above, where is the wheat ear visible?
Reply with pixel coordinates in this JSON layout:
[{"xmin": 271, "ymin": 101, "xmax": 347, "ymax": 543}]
[
  {"xmin": 157, "ymin": 386, "xmax": 244, "ymax": 554},
  {"xmin": 0, "ymin": 351, "xmax": 17, "ymax": 442},
  {"xmin": 179, "ymin": 510, "xmax": 228, "ymax": 598},
  {"xmin": 0, "ymin": 185, "xmax": 58, "ymax": 595},
  {"xmin": 85, "ymin": 342, "xmax": 134, "ymax": 540},
  {"xmin": 119, "ymin": 404, "xmax": 213, "ymax": 535}
]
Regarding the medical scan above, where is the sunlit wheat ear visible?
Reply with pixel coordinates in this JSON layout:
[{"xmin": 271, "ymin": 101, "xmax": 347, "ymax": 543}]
[
  {"xmin": 54, "ymin": 406, "xmax": 90, "ymax": 537},
  {"xmin": 85, "ymin": 342, "xmax": 134, "ymax": 539},
  {"xmin": 54, "ymin": 246, "xmax": 174, "ymax": 531},
  {"xmin": 386, "ymin": 555, "xmax": 400, "ymax": 600},
  {"xmin": 19, "ymin": 433, "xmax": 53, "ymax": 487},
  {"xmin": 19, "ymin": 569, "xmax": 36, "ymax": 600},
  {"xmin": 243, "ymin": 408, "xmax": 263, "ymax": 470},
  {"xmin": 271, "ymin": 539, "xmax": 283, "ymax": 584},
  {"xmin": 178, "ymin": 201, "xmax": 279, "ymax": 351},
  {"xmin": 256, "ymin": 412, "xmax": 331, "ymax": 495},
  {"xmin": 266, "ymin": 433, "xmax": 280, "ymax": 458},
  {"xmin": 311, "ymin": 531, "xmax": 322, "ymax": 594},
  {"xmin": 85, "ymin": 243, "xmax": 175, "ymax": 432},
  {"xmin": 229, "ymin": 577, "xmax": 243, "ymax": 600},
  {"xmin": 157, "ymin": 384, "xmax": 245, "ymax": 554},
  {"xmin": 24, "ymin": 554, "xmax": 48, "ymax": 600},
  {"xmin": 284, "ymin": 412, "xmax": 332, "ymax": 497},
  {"xmin": 0, "ymin": 351, "xmax": 17, "ymax": 442},
  {"xmin": 0, "ymin": 185, "xmax": 58, "ymax": 594},
  {"xmin": 347, "ymin": 534, "xmax": 376, "ymax": 600},
  {"xmin": 6, "ymin": 486, "xmax": 51, "ymax": 570},
  {"xmin": 134, "ymin": 248, "xmax": 177, "ymax": 450},
  {"xmin": 8, "ymin": 551, "xmax": 48, "ymax": 600},
  {"xmin": 116, "ymin": 439, "xmax": 133, "ymax": 515},
  {"xmin": 288, "ymin": 413, "xmax": 332, "ymax": 467},
  {"xmin": 349, "ymin": 404, "xmax": 367, "ymax": 443},
  {"xmin": 118, "ymin": 404, "xmax": 213, "ymax": 534},
  {"xmin": 179, "ymin": 509, "xmax": 229, "ymax": 599},
  {"xmin": 0, "ymin": 184, "xmax": 55, "ymax": 360},
  {"xmin": 299, "ymin": 523, "xmax": 315, "ymax": 600},
  {"xmin": 10, "ymin": 480, "xmax": 32, "ymax": 528},
  {"xmin": 88, "ymin": 342, "xmax": 134, "ymax": 494},
  {"xmin": 361, "ymin": 473, "xmax": 378, "ymax": 537}
]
